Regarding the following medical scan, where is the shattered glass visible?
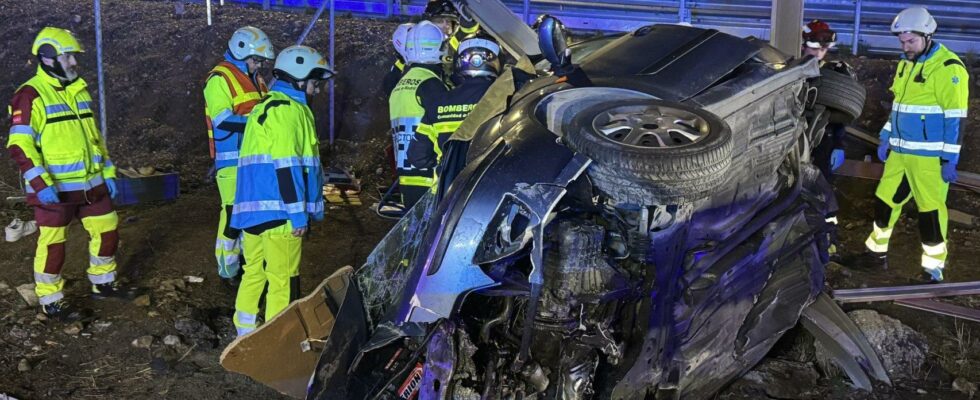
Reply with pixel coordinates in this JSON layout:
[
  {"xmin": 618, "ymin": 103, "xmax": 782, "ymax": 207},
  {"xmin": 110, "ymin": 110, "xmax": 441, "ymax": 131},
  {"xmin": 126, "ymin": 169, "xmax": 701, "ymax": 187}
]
[{"xmin": 356, "ymin": 192, "xmax": 437, "ymax": 326}]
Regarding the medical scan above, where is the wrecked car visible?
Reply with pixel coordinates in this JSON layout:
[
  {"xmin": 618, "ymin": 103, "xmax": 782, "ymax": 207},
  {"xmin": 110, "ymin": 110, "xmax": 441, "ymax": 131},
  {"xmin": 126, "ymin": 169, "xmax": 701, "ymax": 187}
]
[{"xmin": 226, "ymin": 3, "xmax": 887, "ymax": 399}]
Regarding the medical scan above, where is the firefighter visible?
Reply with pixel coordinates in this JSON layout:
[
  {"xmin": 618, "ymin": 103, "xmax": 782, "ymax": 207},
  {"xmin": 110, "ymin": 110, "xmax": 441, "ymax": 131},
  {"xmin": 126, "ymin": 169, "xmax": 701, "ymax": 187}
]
[
  {"xmin": 7, "ymin": 27, "xmax": 137, "ymax": 321},
  {"xmin": 414, "ymin": 34, "xmax": 501, "ymax": 195},
  {"xmin": 802, "ymin": 19, "xmax": 855, "ymax": 260},
  {"xmin": 381, "ymin": 23, "xmax": 415, "ymax": 99},
  {"xmin": 381, "ymin": 0, "xmax": 480, "ymax": 96},
  {"xmin": 230, "ymin": 45, "xmax": 332, "ymax": 336},
  {"xmin": 389, "ymin": 21, "xmax": 450, "ymax": 209},
  {"xmin": 861, "ymin": 7, "xmax": 969, "ymax": 282},
  {"xmin": 203, "ymin": 26, "xmax": 274, "ymax": 288}
]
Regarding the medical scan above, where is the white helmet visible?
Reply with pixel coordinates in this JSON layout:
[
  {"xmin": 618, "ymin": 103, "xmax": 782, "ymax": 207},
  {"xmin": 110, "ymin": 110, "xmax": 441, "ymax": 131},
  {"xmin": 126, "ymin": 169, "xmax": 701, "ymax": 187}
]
[
  {"xmin": 228, "ymin": 26, "xmax": 275, "ymax": 60},
  {"xmin": 891, "ymin": 7, "xmax": 937, "ymax": 36},
  {"xmin": 405, "ymin": 21, "xmax": 446, "ymax": 65},
  {"xmin": 392, "ymin": 23, "xmax": 415, "ymax": 61},
  {"xmin": 273, "ymin": 45, "xmax": 335, "ymax": 81}
]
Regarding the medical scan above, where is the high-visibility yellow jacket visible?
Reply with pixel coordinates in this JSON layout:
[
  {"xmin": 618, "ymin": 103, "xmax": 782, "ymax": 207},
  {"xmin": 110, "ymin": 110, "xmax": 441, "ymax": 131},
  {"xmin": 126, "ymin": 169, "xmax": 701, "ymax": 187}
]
[
  {"xmin": 389, "ymin": 64, "xmax": 448, "ymax": 189},
  {"xmin": 230, "ymin": 82, "xmax": 324, "ymax": 231},
  {"xmin": 880, "ymin": 42, "xmax": 970, "ymax": 164},
  {"xmin": 204, "ymin": 54, "xmax": 267, "ymax": 170},
  {"xmin": 6, "ymin": 66, "xmax": 116, "ymax": 205}
]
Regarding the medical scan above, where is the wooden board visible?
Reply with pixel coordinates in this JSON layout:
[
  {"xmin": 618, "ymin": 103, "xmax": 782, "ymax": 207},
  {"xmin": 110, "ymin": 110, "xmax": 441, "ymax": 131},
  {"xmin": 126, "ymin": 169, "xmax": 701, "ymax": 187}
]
[{"xmin": 220, "ymin": 266, "xmax": 353, "ymax": 399}]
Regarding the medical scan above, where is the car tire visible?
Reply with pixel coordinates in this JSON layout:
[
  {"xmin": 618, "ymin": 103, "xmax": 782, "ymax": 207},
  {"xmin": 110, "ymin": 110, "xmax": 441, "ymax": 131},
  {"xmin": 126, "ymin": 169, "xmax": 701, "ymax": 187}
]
[
  {"xmin": 814, "ymin": 68, "xmax": 866, "ymax": 125},
  {"xmin": 562, "ymin": 99, "xmax": 733, "ymax": 205}
]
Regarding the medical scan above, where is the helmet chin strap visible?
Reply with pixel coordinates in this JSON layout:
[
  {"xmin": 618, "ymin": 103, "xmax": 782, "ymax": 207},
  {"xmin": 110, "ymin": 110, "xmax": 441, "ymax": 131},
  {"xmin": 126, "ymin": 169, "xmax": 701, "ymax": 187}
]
[{"xmin": 38, "ymin": 56, "xmax": 77, "ymax": 83}]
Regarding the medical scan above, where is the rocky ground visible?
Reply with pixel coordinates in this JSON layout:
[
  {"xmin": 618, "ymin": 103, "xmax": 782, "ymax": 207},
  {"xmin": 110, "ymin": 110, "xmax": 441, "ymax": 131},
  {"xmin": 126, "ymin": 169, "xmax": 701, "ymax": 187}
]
[{"xmin": 1, "ymin": 0, "xmax": 980, "ymax": 399}]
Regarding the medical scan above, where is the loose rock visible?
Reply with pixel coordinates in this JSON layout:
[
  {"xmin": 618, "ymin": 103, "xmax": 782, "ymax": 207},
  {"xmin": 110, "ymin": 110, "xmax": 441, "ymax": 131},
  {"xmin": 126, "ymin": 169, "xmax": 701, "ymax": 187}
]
[
  {"xmin": 63, "ymin": 322, "xmax": 83, "ymax": 336},
  {"xmin": 35, "ymin": 313, "xmax": 47, "ymax": 322},
  {"xmin": 132, "ymin": 335, "xmax": 154, "ymax": 349},
  {"xmin": 90, "ymin": 320, "xmax": 113, "ymax": 333},
  {"xmin": 815, "ymin": 309, "xmax": 928, "ymax": 380},
  {"xmin": 132, "ymin": 294, "xmax": 151, "ymax": 307},
  {"xmin": 9, "ymin": 326, "xmax": 30, "ymax": 340},
  {"xmin": 17, "ymin": 359, "xmax": 30, "ymax": 372},
  {"xmin": 738, "ymin": 359, "xmax": 819, "ymax": 399},
  {"xmin": 16, "ymin": 284, "xmax": 38, "ymax": 307},
  {"xmin": 953, "ymin": 377, "xmax": 978, "ymax": 397},
  {"xmin": 163, "ymin": 335, "xmax": 182, "ymax": 346}
]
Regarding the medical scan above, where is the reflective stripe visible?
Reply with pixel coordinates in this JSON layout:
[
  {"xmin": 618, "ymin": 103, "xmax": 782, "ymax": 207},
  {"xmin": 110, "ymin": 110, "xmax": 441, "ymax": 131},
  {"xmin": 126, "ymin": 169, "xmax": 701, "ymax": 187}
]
[
  {"xmin": 943, "ymin": 144, "xmax": 962, "ymax": 154},
  {"xmin": 48, "ymin": 161, "xmax": 86, "ymax": 174},
  {"xmin": 882, "ymin": 122, "xmax": 892, "ymax": 132},
  {"xmin": 45, "ymin": 104, "xmax": 72, "ymax": 114},
  {"xmin": 872, "ymin": 223, "xmax": 893, "ymax": 239},
  {"xmin": 236, "ymin": 326, "xmax": 256, "ymax": 337},
  {"xmin": 285, "ymin": 202, "xmax": 305, "ymax": 214},
  {"xmin": 272, "ymin": 156, "xmax": 321, "ymax": 169},
  {"xmin": 216, "ymin": 238, "xmax": 238, "ymax": 251},
  {"xmin": 223, "ymin": 255, "xmax": 240, "ymax": 267},
  {"xmin": 9, "ymin": 125, "xmax": 38, "ymax": 138},
  {"xmin": 77, "ymin": 101, "xmax": 92, "ymax": 111},
  {"xmin": 922, "ymin": 242, "xmax": 947, "ymax": 256},
  {"xmin": 39, "ymin": 291, "xmax": 64, "ymax": 306},
  {"xmin": 54, "ymin": 175, "xmax": 104, "ymax": 192},
  {"xmin": 213, "ymin": 109, "xmax": 235, "ymax": 127},
  {"xmin": 889, "ymin": 138, "xmax": 945, "ymax": 151},
  {"xmin": 24, "ymin": 166, "xmax": 47, "ymax": 181},
  {"xmin": 236, "ymin": 310, "xmax": 257, "ymax": 326},
  {"xmin": 34, "ymin": 272, "xmax": 62, "ymax": 284},
  {"xmin": 825, "ymin": 216, "xmax": 839, "ymax": 225},
  {"xmin": 216, "ymin": 151, "xmax": 241, "ymax": 161},
  {"xmin": 90, "ymin": 254, "xmax": 115, "ymax": 266},
  {"xmin": 105, "ymin": 158, "xmax": 114, "ymax": 167},
  {"xmin": 92, "ymin": 154, "xmax": 103, "ymax": 164},
  {"xmin": 88, "ymin": 271, "xmax": 115, "ymax": 284},
  {"xmin": 307, "ymin": 202, "xmax": 324, "ymax": 214},
  {"xmin": 865, "ymin": 236, "xmax": 888, "ymax": 253},
  {"xmin": 892, "ymin": 103, "xmax": 943, "ymax": 114},
  {"xmin": 944, "ymin": 109, "xmax": 968, "ymax": 118},
  {"xmin": 921, "ymin": 254, "xmax": 945, "ymax": 270},
  {"xmin": 236, "ymin": 200, "xmax": 284, "ymax": 212},
  {"xmin": 238, "ymin": 154, "xmax": 271, "ymax": 166}
]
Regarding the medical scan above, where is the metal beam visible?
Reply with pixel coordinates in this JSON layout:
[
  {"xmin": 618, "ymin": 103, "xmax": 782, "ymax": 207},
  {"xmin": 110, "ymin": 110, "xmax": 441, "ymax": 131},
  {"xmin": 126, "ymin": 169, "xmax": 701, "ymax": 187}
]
[
  {"xmin": 894, "ymin": 299, "xmax": 980, "ymax": 324},
  {"xmin": 770, "ymin": 0, "xmax": 803, "ymax": 57},
  {"xmin": 833, "ymin": 281, "xmax": 980, "ymax": 303}
]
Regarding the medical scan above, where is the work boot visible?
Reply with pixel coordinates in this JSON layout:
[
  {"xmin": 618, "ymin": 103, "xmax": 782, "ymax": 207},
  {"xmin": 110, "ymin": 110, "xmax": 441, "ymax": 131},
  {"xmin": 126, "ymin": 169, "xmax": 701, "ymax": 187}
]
[
  {"xmin": 91, "ymin": 282, "xmax": 144, "ymax": 300},
  {"xmin": 846, "ymin": 251, "xmax": 888, "ymax": 270},
  {"xmin": 42, "ymin": 299, "xmax": 89, "ymax": 322},
  {"xmin": 913, "ymin": 268, "xmax": 944, "ymax": 284},
  {"xmin": 222, "ymin": 275, "xmax": 242, "ymax": 289}
]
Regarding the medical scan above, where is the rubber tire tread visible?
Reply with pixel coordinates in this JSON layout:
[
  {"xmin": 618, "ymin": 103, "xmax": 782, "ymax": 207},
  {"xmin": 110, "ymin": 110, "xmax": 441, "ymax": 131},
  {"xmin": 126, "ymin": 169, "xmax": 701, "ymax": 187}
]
[
  {"xmin": 562, "ymin": 99, "xmax": 733, "ymax": 204},
  {"xmin": 814, "ymin": 68, "xmax": 866, "ymax": 125}
]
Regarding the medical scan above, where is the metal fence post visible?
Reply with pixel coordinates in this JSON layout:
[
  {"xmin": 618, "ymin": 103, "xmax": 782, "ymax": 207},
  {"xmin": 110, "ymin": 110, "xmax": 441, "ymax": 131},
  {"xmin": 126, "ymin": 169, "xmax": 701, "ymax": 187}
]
[
  {"xmin": 523, "ymin": 0, "xmax": 530, "ymax": 25},
  {"xmin": 852, "ymin": 0, "xmax": 862, "ymax": 55},
  {"xmin": 94, "ymin": 0, "xmax": 108, "ymax": 139},
  {"xmin": 329, "ymin": 0, "xmax": 335, "ymax": 144},
  {"xmin": 678, "ymin": 0, "xmax": 691, "ymax": 24},
  {"xmin": 770, "ymin": 0, "xmax": 804, "ymax": 58}
]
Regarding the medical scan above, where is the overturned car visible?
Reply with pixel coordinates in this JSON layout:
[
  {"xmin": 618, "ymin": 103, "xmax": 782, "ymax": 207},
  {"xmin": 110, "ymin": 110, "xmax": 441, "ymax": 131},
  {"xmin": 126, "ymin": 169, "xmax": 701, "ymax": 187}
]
[{"xmin": 225, "ymin": 5, "xmax": 885, "ymax": 400}]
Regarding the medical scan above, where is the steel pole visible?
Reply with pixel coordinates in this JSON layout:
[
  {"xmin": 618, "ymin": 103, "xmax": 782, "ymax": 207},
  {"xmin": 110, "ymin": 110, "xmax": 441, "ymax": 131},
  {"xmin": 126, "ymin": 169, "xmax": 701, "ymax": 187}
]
[
  {"xmin": 329, "ymin": 0, "xmax": 335, "ymax": 144},
  {"xmin": 206, "ymin": 0, "xmax": 212, "ymax": 26},
  {"xmin": 94, "ymin": 0, "xmax": 107, "ymax": 139},
  {"xmin": 296, "ymin": 0, "xmax": 331, "ymax": 46},
  {"xmin": 523, "ymin": 0, "xmax": 530, "ymax": 25},
  {"xmin": 852, "ymin": 0, "xmax": 862, "ymax": 55}
]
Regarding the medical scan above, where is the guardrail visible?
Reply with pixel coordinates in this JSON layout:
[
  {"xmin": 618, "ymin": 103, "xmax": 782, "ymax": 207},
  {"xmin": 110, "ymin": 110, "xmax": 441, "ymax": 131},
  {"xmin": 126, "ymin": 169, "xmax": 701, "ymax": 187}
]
[{"xmin": 179, "ymin": 0, "xmax": 980, "ymax": 55}]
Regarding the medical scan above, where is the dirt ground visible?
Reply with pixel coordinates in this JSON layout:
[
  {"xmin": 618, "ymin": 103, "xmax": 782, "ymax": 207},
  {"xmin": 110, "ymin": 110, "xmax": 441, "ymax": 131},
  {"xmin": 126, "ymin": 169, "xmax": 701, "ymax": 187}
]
[{"xmin": 1, "ymin": 1, "xmax": 980, "ymax": 399}]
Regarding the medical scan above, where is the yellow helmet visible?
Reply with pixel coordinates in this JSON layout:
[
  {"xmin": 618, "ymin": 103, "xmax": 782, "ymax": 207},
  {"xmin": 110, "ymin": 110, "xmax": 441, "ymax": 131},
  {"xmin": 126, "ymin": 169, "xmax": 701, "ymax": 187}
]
[{"xmin": 32, "ymin": 27, "xmax": 84, "ymax": 57}]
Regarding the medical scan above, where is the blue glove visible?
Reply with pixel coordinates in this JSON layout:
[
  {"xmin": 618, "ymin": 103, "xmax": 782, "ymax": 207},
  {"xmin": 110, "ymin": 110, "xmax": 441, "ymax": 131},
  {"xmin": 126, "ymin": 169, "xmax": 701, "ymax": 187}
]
[
  {"xmin": 830, "ymin": 148, "xmax": 845, "ymax": 171},
  {"xmin": 941, "ymin": 162, "xmax": 959, "ymax": 183},
  {"xmin": 106, "ymin": 178, "xmax": 118, "ymax": 199},
  {"xmin": 877, "ymin": 142, "xmax": 889, "ymax": 162},
  {"xmin": 37, "ymin": 186, "xmax": 59, "ymax": 205}
]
